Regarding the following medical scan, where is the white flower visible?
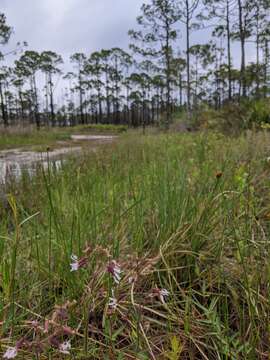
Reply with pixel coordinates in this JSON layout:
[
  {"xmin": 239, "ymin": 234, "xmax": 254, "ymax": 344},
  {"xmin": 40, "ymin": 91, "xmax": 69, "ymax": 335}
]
[
  {"xmin": 108, "ymin": 297, "xmax": 117, "ymax": 310},
  {"xmin": 108, "ymin": 288, "xmax": 117, "ymax": 310},
  {"xmin": 151, "ymin": 288, "xmax": 170, "ymax": 304},
  {"xmin": 3, "ymin": 347, "xmax": 18, "ymax": 359},
  {"xmin": 70, "ymin": 254, "xmax": 88, "ymax": 272},
  {"xmin": 59, "ymin": 340, "xmax": 71, "ymax": 355},
  {"xmin": 160, "ymin": 289, "xmax": 170, "ymax": 304},
  {"xmin": 70, "ymin": 254, "xmax": 79, "ymax": 272},
  {"xmin": 107, "ymin": 260, "xmax": 122, "ymax": 284},
  {"xmin": 113, "ymin": 266, "xmax": 121, "ymax": 284}
]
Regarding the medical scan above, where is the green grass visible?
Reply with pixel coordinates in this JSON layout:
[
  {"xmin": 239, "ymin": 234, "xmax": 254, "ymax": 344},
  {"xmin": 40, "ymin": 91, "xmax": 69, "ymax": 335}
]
[
  {"xmin": 71, "ymin": 124, "xmax": 128, "ymax": 133},
  {"xmin": 0, "ymin": 128, "xmax": 70, "ymax": 150},
  {"xmin": 0, "ymin": 130, "xmax": 270, "ymax": 359},
  {"xmin": 0, "ymin": 124, "xmax": 126, "ymax": 151}
]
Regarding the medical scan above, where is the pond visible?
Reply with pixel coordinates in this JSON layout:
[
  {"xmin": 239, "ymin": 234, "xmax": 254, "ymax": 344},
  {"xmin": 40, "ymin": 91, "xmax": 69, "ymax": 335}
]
[{"xmin": 0, "ymin": 135, "xmax": 117, "ymax": 183}]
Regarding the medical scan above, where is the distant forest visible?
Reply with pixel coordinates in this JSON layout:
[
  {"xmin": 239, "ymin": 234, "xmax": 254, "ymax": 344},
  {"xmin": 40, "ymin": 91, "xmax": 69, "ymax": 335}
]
[{"xmin": 0, "ymin": 0, "xmax": 270, "ymax": 128}]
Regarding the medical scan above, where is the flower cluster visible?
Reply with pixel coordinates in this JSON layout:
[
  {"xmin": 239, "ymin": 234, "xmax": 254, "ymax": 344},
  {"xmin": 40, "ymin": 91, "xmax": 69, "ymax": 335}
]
[
  {"xmin": 3, "ymin": 338, "xmax": 26, "ymax": 359},
  {"xmin": 3, "ymin": 249, "xmax": 173, "ymax": 358},
  {"xmin": 107, "ymin": 260, "xmax": 121, "ymax": 284},
  {"xmin": 70, "ymin": 254, "xmax": 88, "ymax": 272}
]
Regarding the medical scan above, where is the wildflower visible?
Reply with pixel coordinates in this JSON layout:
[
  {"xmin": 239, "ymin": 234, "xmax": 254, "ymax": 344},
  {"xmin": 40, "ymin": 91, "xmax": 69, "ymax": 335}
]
[
  {"xmin": 108, "ymin": 294, "xmax": 118, "ymax": 310},
  {"xmin": 128, "ymin": 276, "xmax": 134, "ymax": 284},
  {"xmin": 15, "ymin": 338, "xmax": 25, "ymax": 351},
  {"xmin": 107, "ymin": 260, "xmax": 121, "ymax": 284},
  {"xmin": 48, "ymin": 335, "xmax": 60, "ymax": 348},
  {"xmin": 70, "ymin": 254, "xmax": 88, "ymax": 272},
  {"xmin": 70, "ymin": 255, "xmax": 79, "ymax": 272},
  {"xmin": 3, "ymin": 338, "xmax": 25, "ymax": 359},
  {"xmin": 151, "ymin": 288, "xmax": 170, "ymax": 304},
  {"xmin": 159, "ymin": 289, "xmax": 170, "ymax": 303},
  {"xmin": 216, "ymin": 171, "xmax": 223, "ymax": 179},
  {"xmin": 3, "ymin": 347, "xmax": 17, "ymax": 359},
  {"xmin": 59, "ymin": 340, "xmax": 71, "ymax": 355}
]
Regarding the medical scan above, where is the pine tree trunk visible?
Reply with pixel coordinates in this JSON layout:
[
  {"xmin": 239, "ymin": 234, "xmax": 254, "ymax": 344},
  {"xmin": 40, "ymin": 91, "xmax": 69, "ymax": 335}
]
[
  {"xmin": 165, "ymin": 17, "xmax": 171, "ymax": 128},
  {"xmin": 255, "ymin": 4, "xmax": 260, "ymax": 97},
  {"xmin": 79, "ymin": 70, "xmax": 84, "ymax": 124},
  {"xmin": 186, "ymin": 0, "xmax": 191, "ymax": 113},
  {"xmin": 226, "ymin": 0, "xmax": 232, "ymax": 100},
  {"xmin": 0, "ymin": 80, "xmax": 8, "ymax": 127},
  {"xmin": 49, "ymin": 72, "xmax": 55, "ymax": 126},
  {"xmin": 264, "ymin": 40, "xmax": 269, "ymax": 98},
  {"xmin": 179, "ymin": 73, "xmax": 183, "ymax": 107},
  {"xmin": 33, "ymin": 74, "xmax": 40, "ymax": 129},
  {"xmin": 238, "ymin": 0, "xmax": 246, "ymax": 97}
]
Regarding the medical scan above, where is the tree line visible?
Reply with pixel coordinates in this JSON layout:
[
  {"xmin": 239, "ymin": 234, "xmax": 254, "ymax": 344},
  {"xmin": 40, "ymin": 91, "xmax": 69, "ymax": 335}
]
[{"xmin": 0, "ymin": 0, "xmax": 270, "ymax": 128}]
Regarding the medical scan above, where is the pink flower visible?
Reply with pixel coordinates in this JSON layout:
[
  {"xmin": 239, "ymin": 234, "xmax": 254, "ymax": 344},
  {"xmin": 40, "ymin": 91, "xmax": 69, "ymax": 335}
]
[
  {"xmin": 59, "ymin": 340, "xmax": 71, "ymax": 355},
  {"xmin": 3, "ymin": 347, "xmax": 18, "ymax": 359},
  {"xmin": 70, "ymin": 255, "xmax": 79, "ymax": 272},
  {"xmin": 107, "ymin": 260, "xmax": 121, "ymax": 284},
  {"xmin": 49, "ymin": 336, "xmax": 60, "ymax": 348},
  {"xmin": 70, "ymin": 254, "xmax": 88, "ymax": 272}
]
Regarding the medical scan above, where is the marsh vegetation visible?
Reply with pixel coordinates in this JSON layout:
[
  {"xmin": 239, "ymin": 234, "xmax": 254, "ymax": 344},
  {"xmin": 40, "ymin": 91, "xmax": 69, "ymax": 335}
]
[
  {"xmin": 0, "ymin": 130, "xmax": 270, "ymax": 358},
  {"xmin": 1, "ymin": 0, "xmax": 270, "ymax": 358}
]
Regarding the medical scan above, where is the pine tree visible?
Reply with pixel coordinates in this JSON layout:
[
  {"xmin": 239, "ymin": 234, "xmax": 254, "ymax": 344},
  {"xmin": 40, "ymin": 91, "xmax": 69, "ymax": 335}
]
[{"xmin": 129, "ymin": 0, "xmax": 179, "ymax": 127}]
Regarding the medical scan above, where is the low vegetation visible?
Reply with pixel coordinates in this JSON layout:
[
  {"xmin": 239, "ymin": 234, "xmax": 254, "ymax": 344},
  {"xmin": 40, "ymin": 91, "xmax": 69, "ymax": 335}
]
[
  {"xmin": 1, "ymin": 130, "xmax": 270, "ymax": 359},
  {"xmin": 0, "ymin": 124, "xmax": 126, "ymax": 151}
]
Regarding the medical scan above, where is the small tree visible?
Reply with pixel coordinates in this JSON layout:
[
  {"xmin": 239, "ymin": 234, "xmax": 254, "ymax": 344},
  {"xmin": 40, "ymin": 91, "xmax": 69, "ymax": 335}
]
[
  {"xmin": 199, "ymin": 0, "xmax": 235, "ymax": 100},
  {"xmin": 129, "ymin": 0, "xmax": 179, "ymax": 128},
  {"xmin": 0, "ymin": 12, "xmax": 12, "ymax": 126},
  {"xmin": 177, "ymin": 0, "xmax": 200, "ymax": 113},
  {"xmin": 70, "ymin": 53, "xmax": 87, "ymax": 124},
  {"xmin": 232, "ymin": 0, "xmax": 254, "ymax": 97},
  {"xmin": 40, "ymin": 51, "xmax": 63, "ymax": 125},
  {"xmin": 15, "ymin": 51, "xmax": 41, "ymax": 128}
]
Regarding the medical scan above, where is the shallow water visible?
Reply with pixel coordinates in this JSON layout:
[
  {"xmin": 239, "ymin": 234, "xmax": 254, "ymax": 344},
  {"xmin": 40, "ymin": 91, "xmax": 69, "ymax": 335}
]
[
  {"xmin": 0, "ymin": 134, "xmax": 117, "ymax": 183},
  {"xmin": 71, "ymin": 134, "xmax": 116, "ymax": 141},
  {"xmin": 0, "ymin": 147, "xmax": 81, "ymax": 183}
]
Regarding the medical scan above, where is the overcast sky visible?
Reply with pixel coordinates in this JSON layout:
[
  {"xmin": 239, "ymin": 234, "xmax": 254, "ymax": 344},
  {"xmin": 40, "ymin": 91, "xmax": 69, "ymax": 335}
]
[
  {"xmin": 1, "ymin": 0, "xmax": 256, "ymax": 66},
  {"xmin": 1, "ymin": 0, "xmax": 256, "ymax": 105},
  {"xmin": 2, "ymin": 0, "xmax": 146, "ymax": 59}
]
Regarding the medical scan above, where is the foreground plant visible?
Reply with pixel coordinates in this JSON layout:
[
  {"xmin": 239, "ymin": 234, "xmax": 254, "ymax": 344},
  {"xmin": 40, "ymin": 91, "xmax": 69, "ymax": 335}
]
[{"xmin": 1, "ymin": 132, "xmax": 270, "ymax": 358}]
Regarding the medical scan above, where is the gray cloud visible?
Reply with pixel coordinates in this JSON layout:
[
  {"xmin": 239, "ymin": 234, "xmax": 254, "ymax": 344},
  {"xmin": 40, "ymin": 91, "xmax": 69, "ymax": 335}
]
[
  {"xmin": 1, "ymin": 0, "xmax": 255, "ymax": 66},
  {"xmin": 2, "ymin": 0, "xmax": 145, "ymax": 59}
]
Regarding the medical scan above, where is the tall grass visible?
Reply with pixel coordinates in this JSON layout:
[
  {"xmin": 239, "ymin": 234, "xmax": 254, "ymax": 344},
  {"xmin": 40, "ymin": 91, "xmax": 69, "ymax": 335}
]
[{"xmin": 0, "ymin": 130, "xmax": 270, "ymax": 359}]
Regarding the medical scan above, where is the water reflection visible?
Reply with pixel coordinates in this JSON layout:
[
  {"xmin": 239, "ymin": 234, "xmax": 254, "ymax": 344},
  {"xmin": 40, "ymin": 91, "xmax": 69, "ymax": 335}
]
[
  {"xmin": 0, "ymin": 159, "xmax": 63, "ymax": 183},
  {"xmin": 0, "ymin": 135, "xmax": 117, "ymax": 183},
  {"xmin": 0, "ymin": 147, "xmax": 80, "ymax": 183}
]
